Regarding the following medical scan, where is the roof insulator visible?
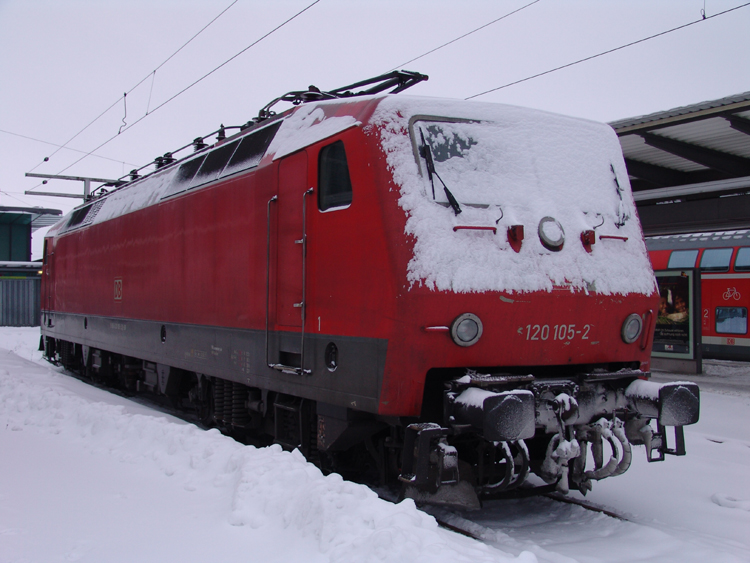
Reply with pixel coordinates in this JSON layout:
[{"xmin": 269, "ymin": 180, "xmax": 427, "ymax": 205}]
[
  {"xmin": 217, "ymin": 125, "xmax": 226, "ymax": 142},
  {"xmin": 129, "ymin": 169, "xmax": 140, "ymax": 181},
  {"xmin": 193, "ymin": 137, "xmax": 207, "ymax": 152}
]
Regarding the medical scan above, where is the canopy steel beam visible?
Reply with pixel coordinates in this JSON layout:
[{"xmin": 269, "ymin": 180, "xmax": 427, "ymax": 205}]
[
  {"xmin": 726, "ymin": 114, "xmax": 750, "ymax": 136},
  {"xmin": 637, "ymin": 193, "xmax": 750, "ymax": 236},
  {"xmin": 639, "ymin": 132, "xmax": 750, "ymax": 177},
  {"xmin": 624, "ymin": 158, "xmax": 691, "ymax": 188}
]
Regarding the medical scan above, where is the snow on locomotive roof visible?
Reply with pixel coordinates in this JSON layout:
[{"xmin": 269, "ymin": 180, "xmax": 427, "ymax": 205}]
[
  {"xmin": 46, "ymin": 105, "xmax": 361, "ymax": 237},
  {"xmin": 371, "ymin": 96, "xmax": 656, "ymax": 296},
  {"xmin": 266, "ymin": 105, "xmax": 360, "ymax": 161}
]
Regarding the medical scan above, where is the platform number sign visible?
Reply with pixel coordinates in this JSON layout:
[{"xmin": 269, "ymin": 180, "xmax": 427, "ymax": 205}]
[{"xmin": 114, "ymin": 278, "xmax": 123, "ymax": 301}]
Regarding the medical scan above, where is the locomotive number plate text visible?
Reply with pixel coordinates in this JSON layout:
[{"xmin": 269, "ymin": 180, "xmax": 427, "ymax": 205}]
[{"xmin": 524, "ymin": 324, "xmax": 591, "ymax": 341}]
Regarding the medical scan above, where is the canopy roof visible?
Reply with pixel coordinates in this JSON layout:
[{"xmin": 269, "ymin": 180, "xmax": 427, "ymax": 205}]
[{"xmin": 611, "ymin": 92, "xmax": 750, "ymax": 235}]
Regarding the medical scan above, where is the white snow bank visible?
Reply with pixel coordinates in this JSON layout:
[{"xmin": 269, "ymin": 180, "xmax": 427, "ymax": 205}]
[
  {"xmin": 369, "ymin": 95, "xmax": 656, "ymax": 296},
  {"xmin": 0, "ymin": 328, "xmax": 526, "ymax": 563}
]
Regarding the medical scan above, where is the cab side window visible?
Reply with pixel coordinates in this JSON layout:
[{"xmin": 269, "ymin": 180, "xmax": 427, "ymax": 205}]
[{"xmin": 318, "ymin": 140, "xmax": 353, "ymax": 211}]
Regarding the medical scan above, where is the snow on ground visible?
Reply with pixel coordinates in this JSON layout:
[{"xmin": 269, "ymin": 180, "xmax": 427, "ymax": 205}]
[
  {"xmin": 1, "ymin": 327, "xmax": 750, "ymax": 563},
  {"xmin": 0, "ymin": 328, "xmax": 524, "ymax": 563}
]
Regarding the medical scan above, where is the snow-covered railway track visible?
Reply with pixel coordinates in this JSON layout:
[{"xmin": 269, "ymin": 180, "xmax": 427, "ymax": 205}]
[
  {"xmin": 421, "ymin": 492, "xmax": 632, "ymax": 545},
  {"xmin": 542, "ymin": 491, "xmax": 630, "ymax": 521}
]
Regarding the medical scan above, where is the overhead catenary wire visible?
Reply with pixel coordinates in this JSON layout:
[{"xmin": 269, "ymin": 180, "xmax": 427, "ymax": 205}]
[
  {"xmin": 25, "ymin": 0, "xmax": 239, "ymax": 176},
  {"xmin": 466, "ymin": 1, "xmax": 750, "ymax": 100},
  {"xmin": 388, "ymin": 0, "xmax": 542, "ymax": 72},
  {"xmin": 49, "ymin": 0, "xmax": 322, "ymax": 181},
  {"xmin": 0, "ymin": 128, "xmax": 137, "ymax": 167},
  {"xmin": 0, "ymin": 189, "xmax": 41, "ymax": 206}
]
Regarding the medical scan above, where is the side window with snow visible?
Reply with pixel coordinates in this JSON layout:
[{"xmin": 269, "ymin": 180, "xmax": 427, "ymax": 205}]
[
  {"xmin": 221, "ymin": 121, "xmax": 282, "ymax": 178},
  {"xmin": 715, "ymin": 307, "xmax": 747, "ymax": 334},
  {"xmin": 189, "ymin": 140, "xmax": 240, "ymax": 189},
  {"xmin": 318, "ymin": 140, "xmax": 353, "ymax": 211}
]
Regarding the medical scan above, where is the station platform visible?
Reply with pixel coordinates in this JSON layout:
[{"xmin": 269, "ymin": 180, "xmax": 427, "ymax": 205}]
[{"xmin": 651, "ymin": 359, "xmax": 750, "ymax": 397}]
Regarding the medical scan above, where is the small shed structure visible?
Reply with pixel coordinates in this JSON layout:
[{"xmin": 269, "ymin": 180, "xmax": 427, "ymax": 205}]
[{"xmin": 0, "ymin": 206, "xmax": 62, "ymax": 326}]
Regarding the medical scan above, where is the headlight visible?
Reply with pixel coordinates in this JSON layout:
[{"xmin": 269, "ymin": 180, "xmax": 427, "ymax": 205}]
[
  {"xmin": 621, "ymin": 313, "xmax": 643, "ymax": 344},
  {"xmin": 538, "ymin": 216, "xmax": 565, "ymax": 251},
  {"xmin": 451, "ymin": 313, "xmax": 483, "ymax": 347}
]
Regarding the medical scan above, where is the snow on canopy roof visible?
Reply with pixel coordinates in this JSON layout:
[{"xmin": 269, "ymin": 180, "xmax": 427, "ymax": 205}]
[
  {"xmin": 609, "ymin": 90, "xmax": 750, "ymax": 130},
  {"xmin": 647, "ymin": 229, "xmax": 750, "ymax": 251},
  {"xmin": 369, "ymin": 95, "xmax": 657, "ymax": 296}
]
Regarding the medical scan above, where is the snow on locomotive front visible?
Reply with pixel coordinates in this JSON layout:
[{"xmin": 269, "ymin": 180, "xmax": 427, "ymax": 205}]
[{"xmin": 366, "ymin": 97, "xmax": 700, "ymax": 503}]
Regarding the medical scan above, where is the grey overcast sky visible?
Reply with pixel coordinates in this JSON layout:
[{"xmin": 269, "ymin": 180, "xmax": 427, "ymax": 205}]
[{"xmin": 1, "ymin": 0, "xmax": 749, "ymax": 231}]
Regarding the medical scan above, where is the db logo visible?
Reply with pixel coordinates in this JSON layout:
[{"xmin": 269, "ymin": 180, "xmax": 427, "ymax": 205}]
[
  {"xmin": 114, "ymin": 278, "xmax": 123, "ymax": 301},
  {"xmin": 727, "ymin": 338, "xmax": 736, "ymax": 346}
]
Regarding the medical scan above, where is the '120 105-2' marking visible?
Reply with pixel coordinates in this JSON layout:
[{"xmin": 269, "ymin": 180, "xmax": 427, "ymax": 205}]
[{"xmin": 525, "ymin": 324, "xmax": 591, "ymax": 341}]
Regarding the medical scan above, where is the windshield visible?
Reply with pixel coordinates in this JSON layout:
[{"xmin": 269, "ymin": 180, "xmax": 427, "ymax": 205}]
[
  {"xmin": 409, "ymin": 117, "xmax": 631, "ymax": 225},
  {"xmin": 412, "ymin": 118, "xmax": 548, "ymax": 207},
  {"xmin": 412, "ymin": 118, "xmax": 520, "ymax": 208}
]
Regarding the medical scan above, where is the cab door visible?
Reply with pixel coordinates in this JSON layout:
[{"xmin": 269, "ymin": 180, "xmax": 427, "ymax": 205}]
[
  {"xmin": 276, "ymin": 150, "xmax": 308, "ymax": 327},
  {"xmin": 42, "ymin": 238, "xmax": 54, "ymax": 325},
  {"xmin": 270, "ymin": 150, "xmax": 313, "ymax": 373}
]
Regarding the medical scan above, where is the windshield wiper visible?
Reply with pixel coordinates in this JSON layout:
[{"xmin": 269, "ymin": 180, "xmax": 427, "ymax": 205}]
[
  {"xmin": 419, "ymin": 128, "xmax": 462, "ymax": 216},
  {"xmin": 610, "ymin": 163, "xmax": 629, "ymax": 228}
]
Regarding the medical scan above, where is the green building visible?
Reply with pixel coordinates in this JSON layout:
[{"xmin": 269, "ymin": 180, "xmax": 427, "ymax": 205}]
[{"xmin": 0, "ymin": 206, "xmax": 62, "ymax": 325}]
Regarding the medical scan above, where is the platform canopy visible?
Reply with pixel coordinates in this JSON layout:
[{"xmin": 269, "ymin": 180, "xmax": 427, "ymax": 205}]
[
  {"xmin": 611, "ymin": 92, "xmax": 750, "ymax": 236},
  {"xmin": 0, "ymin": 206, "xmax": 62, "ymax": 232}
]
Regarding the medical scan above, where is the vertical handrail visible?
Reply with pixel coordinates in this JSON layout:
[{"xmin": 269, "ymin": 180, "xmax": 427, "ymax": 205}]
[
  {"xmin": 265, "ymin": 195, "xmax": 277, "ymax": 369},
  {"xmin": 299, "ymin": 187, "xmax": 314, "ymax": 375}
]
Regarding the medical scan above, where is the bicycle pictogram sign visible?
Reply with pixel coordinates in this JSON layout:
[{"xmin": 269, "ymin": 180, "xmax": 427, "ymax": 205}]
[{"xmin": 723, "ymin": 287, "xmax": 741, "ymax": 301}]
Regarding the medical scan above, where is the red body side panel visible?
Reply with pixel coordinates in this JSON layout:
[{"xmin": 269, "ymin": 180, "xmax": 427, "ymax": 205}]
[{"xmin": 44, "ymin": 99, "xmax": 658, "ymax": 418}]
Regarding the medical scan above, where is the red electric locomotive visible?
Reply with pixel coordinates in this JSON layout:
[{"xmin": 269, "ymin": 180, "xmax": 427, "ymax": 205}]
[
  {"xmin": 648, "ymin": 230, "xmax": 750, "ymax": 361},
  {"xmin": 40, "ymin": 72, "xmax": 699, "ymax": 506}
]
